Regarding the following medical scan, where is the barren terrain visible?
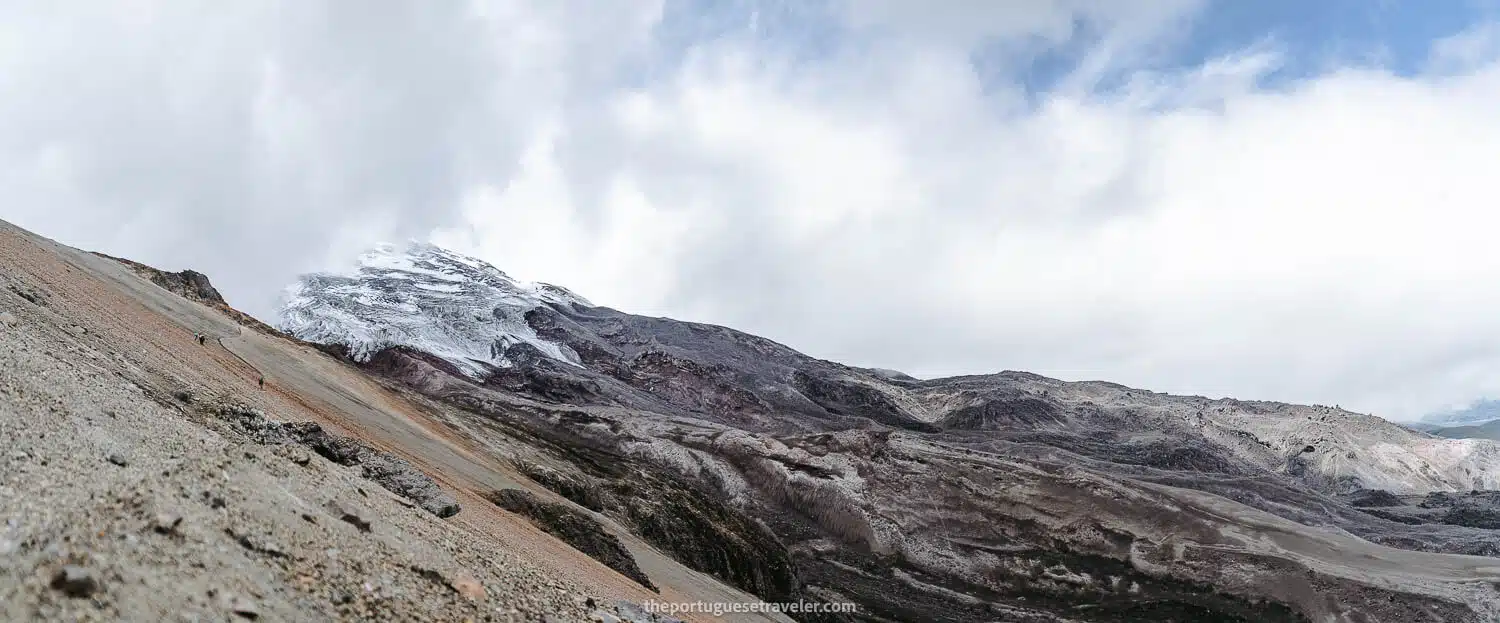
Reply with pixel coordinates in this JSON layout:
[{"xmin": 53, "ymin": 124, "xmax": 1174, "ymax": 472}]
[
  {"xmin": 0, "ymin": 219, "xmax": 777, "ymax": 622},
  {"xmin": 9, "ymin": 216, "xmax": 1500, "ymax": 622}
]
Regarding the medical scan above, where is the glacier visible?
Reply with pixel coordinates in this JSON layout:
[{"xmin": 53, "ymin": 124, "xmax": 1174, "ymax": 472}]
[{"xmin": 277, "ymin": 241, "xmax": 590, "ymax": 378}]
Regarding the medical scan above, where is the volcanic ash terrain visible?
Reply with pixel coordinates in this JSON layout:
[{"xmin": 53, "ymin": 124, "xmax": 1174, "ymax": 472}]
[{"xmin": 6, "ymin": 225, "xmax": 1500, "ymax": 622}]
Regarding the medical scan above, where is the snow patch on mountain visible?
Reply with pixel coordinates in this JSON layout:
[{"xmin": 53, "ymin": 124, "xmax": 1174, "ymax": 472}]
[{"xmin": 277, "ymin": 242, "xmax": 589, "ymax": 377}]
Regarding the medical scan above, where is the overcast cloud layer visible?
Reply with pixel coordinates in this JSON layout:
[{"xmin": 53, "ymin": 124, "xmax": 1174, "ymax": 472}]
[{"xmin": 4, "ymin": 1, "xmax": 1500, "ymax": 420}]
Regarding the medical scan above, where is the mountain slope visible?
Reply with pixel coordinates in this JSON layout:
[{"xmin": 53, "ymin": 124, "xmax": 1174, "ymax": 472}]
[
  {"xmin": 280, "ymin": 242, "xmax": 1500, "ymax": 622},
  {"xmin": 283, "ymin": 243, "xmax": 1500, "ymax": 494},
  {"xmin": 0, "ymin": 219, "xmax": 780, "ymax": 622}
]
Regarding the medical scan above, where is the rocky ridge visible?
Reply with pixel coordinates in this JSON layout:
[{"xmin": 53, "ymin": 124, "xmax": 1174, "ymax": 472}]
[{"xmin": 278, "ymin": 243, "xmax": 1500, "ymax": 622}]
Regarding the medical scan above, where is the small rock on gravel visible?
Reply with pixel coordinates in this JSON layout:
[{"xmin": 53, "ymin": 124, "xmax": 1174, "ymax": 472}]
[
  {"xmin": 221, "ymin": 593, "xmax": 261, "ymax": 619},
  {"xmin": 50, "ymin": 566, "xmax": 101, "ymax": 598},
  {"xmin": 107, "ymin": 452, "xmax": 129, "ymax": 467},
  {"xmin": 450, "ymin": 574, "xmax": 485, "ymax": 600},
  {"xmin": 0, "ymin": 311, "xmax": 16, "ymax": 327},
  {"xmin": 153, "ymin": 513, "xmax": 183, "ymax": 534},
  {"xmin": 324, "ymin": 500, "xmax": 373, "ymax": 533}
]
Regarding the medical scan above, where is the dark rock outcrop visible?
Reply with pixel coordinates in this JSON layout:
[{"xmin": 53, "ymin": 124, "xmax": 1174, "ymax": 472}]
[
  {"xmin": 95, "ymin": 253, "xmax": 289, "ymax": 336},
  {"xmin": 282, "ymin": 422, "xmax": 461, "ymax": 519},
  {"xmin": 1441, "ymin": 505, "xmax": 1500, "ymax": 530},
  {"xmin": 792, "ymin": 370, "xmax": 935, "ymax": 432},
  {"xmin": 1343, "ymin": 488, "xmax": 1406, "ymax": 508},
  {"xmin": 517, "ymin": 462, "xmax": 606, "ymax": 512},
  {"xmin": 940, "ymin": 394, "xmax": 1062, "ymax": 430},
  {"xmin": 94, "ymin": 252, "xmax": 224, "ymax": 303},
  {"xmin": 494, "ymin": 408, "xmax": 802, "ymax": 605},
  {"xmin": 203, "ymin": 400, "xmax": 460, "ymax": 518},
  {"xmin": 609, "ymin": 472, "xmax": 798, "ymax": 604},
  {"xmin": 486, "ymin": 488, "xmax": 657, "ymax": 592}
]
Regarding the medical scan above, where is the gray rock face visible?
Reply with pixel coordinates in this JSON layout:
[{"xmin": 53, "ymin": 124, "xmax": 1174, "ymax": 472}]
[
  {"xmin": 204, "ymin": 400, "xmax": 461, "ymax": 518},
  {"xmin": 285, "ymin": 244, "xmax": 1500, "ymax": 622},
  {"xmin": 357, "ymin": 451, "xmax": 462, "ymax": 519}
]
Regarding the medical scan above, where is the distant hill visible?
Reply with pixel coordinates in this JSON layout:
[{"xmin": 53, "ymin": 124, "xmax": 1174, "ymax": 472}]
[
  {"xmin": 1421, "ymin": 399, "xmax": 1500, "ymax": 427},
  {"xmin": 1428, "ymin": 418, "xmax": 1500, "ymax": 441}
]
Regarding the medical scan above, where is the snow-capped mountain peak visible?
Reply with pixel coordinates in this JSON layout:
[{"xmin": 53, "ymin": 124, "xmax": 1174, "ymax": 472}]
[{"xmin": 277, "ymin": 241, "xmax": 588, "ymax": 377}]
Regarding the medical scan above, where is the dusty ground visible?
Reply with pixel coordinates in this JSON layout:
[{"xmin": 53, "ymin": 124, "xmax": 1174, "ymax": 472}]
[{"xmin": 0, "ymin": 219, "xmax": 768, "ymax": 621}]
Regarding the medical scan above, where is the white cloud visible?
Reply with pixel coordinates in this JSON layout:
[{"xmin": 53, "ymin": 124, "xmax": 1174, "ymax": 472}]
[
  {"xmin": 5, "ymin": 2, "xmax": 1500, "ymax": 419},
  {"xmin": 443, "ymin": 6, "xmax": 1500, "ymax": 420},
  {"xmin": 1430, "ymin": 21, "xmax": 1500, "ymax": 72}
]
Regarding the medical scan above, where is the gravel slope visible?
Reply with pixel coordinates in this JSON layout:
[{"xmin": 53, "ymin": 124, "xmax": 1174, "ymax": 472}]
[{"xmin": 0, "ymin": 218, "xmax": 743, "ymax": 622}]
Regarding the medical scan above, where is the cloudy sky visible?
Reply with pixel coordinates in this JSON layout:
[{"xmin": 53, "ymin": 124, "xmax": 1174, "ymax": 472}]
[{"xmin": 4, "ymin": 1, "xmax": 1500, "ymax": 420}]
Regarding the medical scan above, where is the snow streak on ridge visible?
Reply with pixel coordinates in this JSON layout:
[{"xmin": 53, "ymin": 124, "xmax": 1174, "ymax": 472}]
[{"xmin": 276, "ymin": 242, "xmax": 589, "ymax": 377}]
